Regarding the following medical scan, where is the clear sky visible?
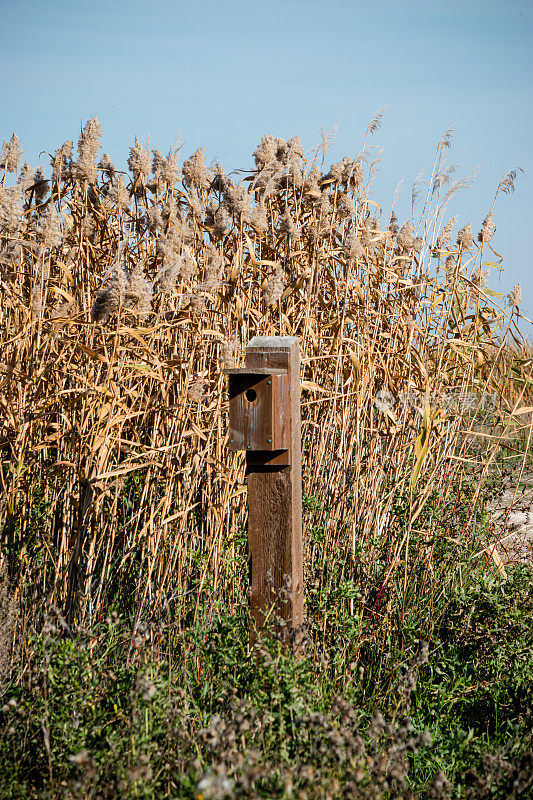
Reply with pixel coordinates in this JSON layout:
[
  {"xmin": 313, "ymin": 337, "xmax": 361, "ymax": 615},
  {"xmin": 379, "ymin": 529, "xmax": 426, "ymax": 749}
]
[{"xmin": 2, "ymin": 0, "xmax": 532, "ymax": 319}]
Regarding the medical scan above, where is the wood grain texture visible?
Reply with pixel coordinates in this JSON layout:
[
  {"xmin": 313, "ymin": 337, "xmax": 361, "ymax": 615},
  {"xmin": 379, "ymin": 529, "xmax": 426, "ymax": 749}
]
[
  {"xmin": 245, "ymin": 337, "xmax": 303, "ymax": 636},
  {"xmin": 228, "ymin": 373, "xmax": 289, "ymax": 452}
]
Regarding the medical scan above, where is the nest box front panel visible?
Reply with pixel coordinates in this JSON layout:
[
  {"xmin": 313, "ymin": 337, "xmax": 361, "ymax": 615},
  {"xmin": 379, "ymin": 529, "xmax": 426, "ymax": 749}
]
[{"xmin": 228, "ymin": 373, "xmax": 288, "ymax": 451}]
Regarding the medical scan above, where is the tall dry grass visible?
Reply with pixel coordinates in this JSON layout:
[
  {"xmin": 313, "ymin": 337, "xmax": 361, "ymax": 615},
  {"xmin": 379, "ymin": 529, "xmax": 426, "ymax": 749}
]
[{"xmin": 0, "ymin": 118, "xmax": 529, "ymax": 631}]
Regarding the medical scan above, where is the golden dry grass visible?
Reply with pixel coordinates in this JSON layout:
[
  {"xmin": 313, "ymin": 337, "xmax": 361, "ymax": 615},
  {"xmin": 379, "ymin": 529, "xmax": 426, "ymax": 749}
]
[{"xmin": 0, "ymin": 120, "xmax": 530, "ymax": 627}]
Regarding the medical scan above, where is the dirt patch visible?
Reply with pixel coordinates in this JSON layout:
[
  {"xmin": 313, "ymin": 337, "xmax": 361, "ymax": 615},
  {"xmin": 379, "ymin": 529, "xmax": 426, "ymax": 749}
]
[{"xmin": 485, "ymin": 471, "xmax": 533, "ymax": 569}]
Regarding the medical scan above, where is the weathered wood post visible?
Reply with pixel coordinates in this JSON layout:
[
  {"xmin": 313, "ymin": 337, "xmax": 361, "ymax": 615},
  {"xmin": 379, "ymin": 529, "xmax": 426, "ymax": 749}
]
[{"xmin": 225, "ymin": 336, "xmax": 303, "ymax": 639}]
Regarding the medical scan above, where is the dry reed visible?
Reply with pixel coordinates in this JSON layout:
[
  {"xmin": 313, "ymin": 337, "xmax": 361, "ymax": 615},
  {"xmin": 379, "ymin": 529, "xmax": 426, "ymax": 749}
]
[{"xmin": 0, "ymin": 119, "xmax": 529, "ymax": 630}]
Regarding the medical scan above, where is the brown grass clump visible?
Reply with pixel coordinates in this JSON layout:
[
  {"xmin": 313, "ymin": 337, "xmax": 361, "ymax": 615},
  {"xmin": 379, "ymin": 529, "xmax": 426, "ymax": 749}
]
[{"xmin": 0, "ymin": 118, "xmax": 529, "ymax": 628}]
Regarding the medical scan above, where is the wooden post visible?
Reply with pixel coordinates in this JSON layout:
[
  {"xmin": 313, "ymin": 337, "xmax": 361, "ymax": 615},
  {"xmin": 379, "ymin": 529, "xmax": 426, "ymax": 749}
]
[{"xmin": 225, "ymin": 336, "xmax": 303, "ymax": 639}]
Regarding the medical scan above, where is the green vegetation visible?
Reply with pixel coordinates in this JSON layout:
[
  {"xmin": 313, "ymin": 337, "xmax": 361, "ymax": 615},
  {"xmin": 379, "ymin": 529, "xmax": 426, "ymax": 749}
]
[
  {"xmin": 1, "ymin": 539, "xmax": 531, "ymax": 799},
  {"xmin": 1, "ymin": 119, "xmax": 532, "ymax": 796}
]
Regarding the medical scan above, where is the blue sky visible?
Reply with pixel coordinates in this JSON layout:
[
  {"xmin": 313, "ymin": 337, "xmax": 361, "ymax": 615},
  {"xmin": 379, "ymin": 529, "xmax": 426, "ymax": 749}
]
[{"xmin": 2, "ymin": 0, "xmax": 532, "ymax": 319}]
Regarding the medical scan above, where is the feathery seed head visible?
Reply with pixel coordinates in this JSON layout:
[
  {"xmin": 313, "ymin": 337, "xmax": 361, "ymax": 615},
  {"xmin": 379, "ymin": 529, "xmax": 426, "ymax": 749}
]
[
  {"xmin": 263, "ymin": 269, "xmax": 286, "ymax": 306},
  {"xmin": 33, "ymin": 167, "xmax": 49, "ymax": 203},
  {"xmin": 366, "ymin": 106, "xmax": 387, "ymax": 136},
  {"xmin": 30, "ymin": 283, "xmax": 44, "ymax": 316},
  {"xmin": 78, "ymin": 116, "xmax": 102, "ymax": 152},
  {"xmin": 204, "ymin": 245, "xmax": 223, "ymax": 272},
  {"xmin": 433, "ymin": 163, "xmax": 457, "ymax": 196},
  {"xmin": 360, "ymin": 225, "xmax": 373, "ymax": 246},
  {"xmin": 91, "ymin": 268, "xmax": 129, "ymax": 323},
  {"xmin": 223, "ymin": 181, "xmax": 250, "ymax": 219},
  {"xmin": 17, "ymin": 162, "xmax": 35, "ymax": 194},
  {"xmin": 173, "ymin": 217, "xmax": 194, "ymax": 246},
  {"xmin": 187, "ymin": 190, "xmax": 204, "ymax": 220},
  {"xmin": 157, "ymin": 252, "xmax": 196, "ymax": 292},
  {"xmin": 202, "ymin": 245, "xmax": 223, "ymax": 290},
  {"xmin": 156, "ymin": 228, "xmax": 180, "ymax": 260},
  {"xmin": 287, "ymin": 160, "xmax": 304, "ymax": 189},
  {"xmin": 507, "ymin": 283, "xmax": 522, "ymax": 308},
  {"xmin": 219, "ymin": 337, "xmax": 238, "ymax": 368},
  {"xmin": 80, "ymin": 213, "xmax": 96, "ymax": 239},
  {"xmin": 105, "ymin": 176, "xmax": 130, "ymax": 211},
  {"xmin": 437, "ymin": 216, "xmax": 457, "ymax": 249},
  {"xmin": 145, "ymin": 176, "xmax": 158, "ymax": 194},
  {"xmin": 213, "ymin": 206, "xmax": 231, "ymax": 238},
  {"xmin": 445, "ymin": 256, "xmax": 457, "ymax": 283},
  {"xmin": 286, "ymin": 137, "xmax": 303, "ymax": 183},
  {"xmin": 126, "ymin": 266, "xmax": 153, "ymax": 320},
  {"xmin": 344, "ymin": 230, "xmax": 364, "ymax": 259},
  {"xmin": 327, "ymin": 161, "xmax": 343, "ymax": 183},
  {"xmin": 128, "ymin": 138, "xmax": 152, "ymax": 181},
  {"xmin": 286, "ymin": 135, "xmax": 303, "ymax": 160},
  {"xmin": 275, "ymin": 137, "xmax": 288, "ymax": 163},
  {"xmin": 278, "ymin": 209, "xmax": 298, "ymax": 240},
  {"xmin": 436, "ymin": 126, "xmax": 454, "ymax": 153},
  {"xmin": 147, "ymin": 204, "xmax": 164, "ymax": 234},
  {"xmin": 307, "ymin": 224, "xmax": 323, "ymax": 245},
  {"xmin": 180, "ymin": 253, "xmax": 197, "ymax": 281},
  {"xmin": 211, "ymin": 161, "xmax": 228, "ymax": 192},
  {"xmin": 0, "ymin": 186, "xmax": 23, "ymax": 236},
  {"xmin": 319, "ymin": 189, "xmax": 331, "ymax": 215},
  {"xmin": 255, "ymin": 163, "xmax": 283, "ymax": 197},
  {"xmin": 151, "ymin": 149, "xmax": 165, "ymax": 181},
  {"xmin": 342, "ymin": 157, "xmax": 363, "ymax": 185},
  {"xmin": 250, "ymin": 202, "xmax": 268, "ymax": 234},
  {"xmin": 471, "ymin": 267, "xmax": 489, "ymax": 288},
  {"xmin": 303, "ymin": 165, "xmax": 322, "ymax": 199},
  {"xmin": 50, "ymin": 300, "xmax": 76, "ymax": 320},
  {"xmin": 76, "ymin": 116, "xmax": 102, "ymax": 181},
  {"xmin": 188, "ymin": 378, "xmax": 205, "ymax": 404},
  {"xmin": 163, "ymin": 147, "xmax": 181, "ymax": 187},
  {"xmin": 61, "ymin": 216, "xmax": 75, "ymax": 245},
  {"xmin": 411, "ymin": 168, "xmax": 425, "ymax": 208},
  {"xmin": 397, "ymin": 222, "xmax": 415, "ymax": 250},
  {"xmin": 478, "ymin": 212, "xmax": 496, "ymax": 243},
  {"xmin": 253, "ymin": 134, "xmax": 279, "ymax": 170},
  {"xmin": 0, "ymin": 133, "xmax": 23, "ymax": 173},
  {"xmin": 389, "ymin": 212, "xmax": 399, "ymax": 234},
  {"xmin": 157, "ymin": 260, "xmax": 181, "ymax": 294},
  {"xmin": 36, "ymin": 206, "xmax": 63, "ymax": 248},
  {"xmin": 496, "ymin": 167, "xmax": 524, "ymax": 197},
  {"xmin": 182, "ymin": 147, "xmax": 211, "ymax": 190},
  {"xmin": 338, "ymin": 193, "xmax": 355, "ymax": 219},
  {"xmin": 457, "ymin": 222, "xmax": 474, "ymax": 249},
  {"xmin": 98, "ymin": 152, "xmax": 116, "ymax": 178},
  {"xmin": 51, "ymin": 141, "xmax": 73, "ymax": 183}
]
